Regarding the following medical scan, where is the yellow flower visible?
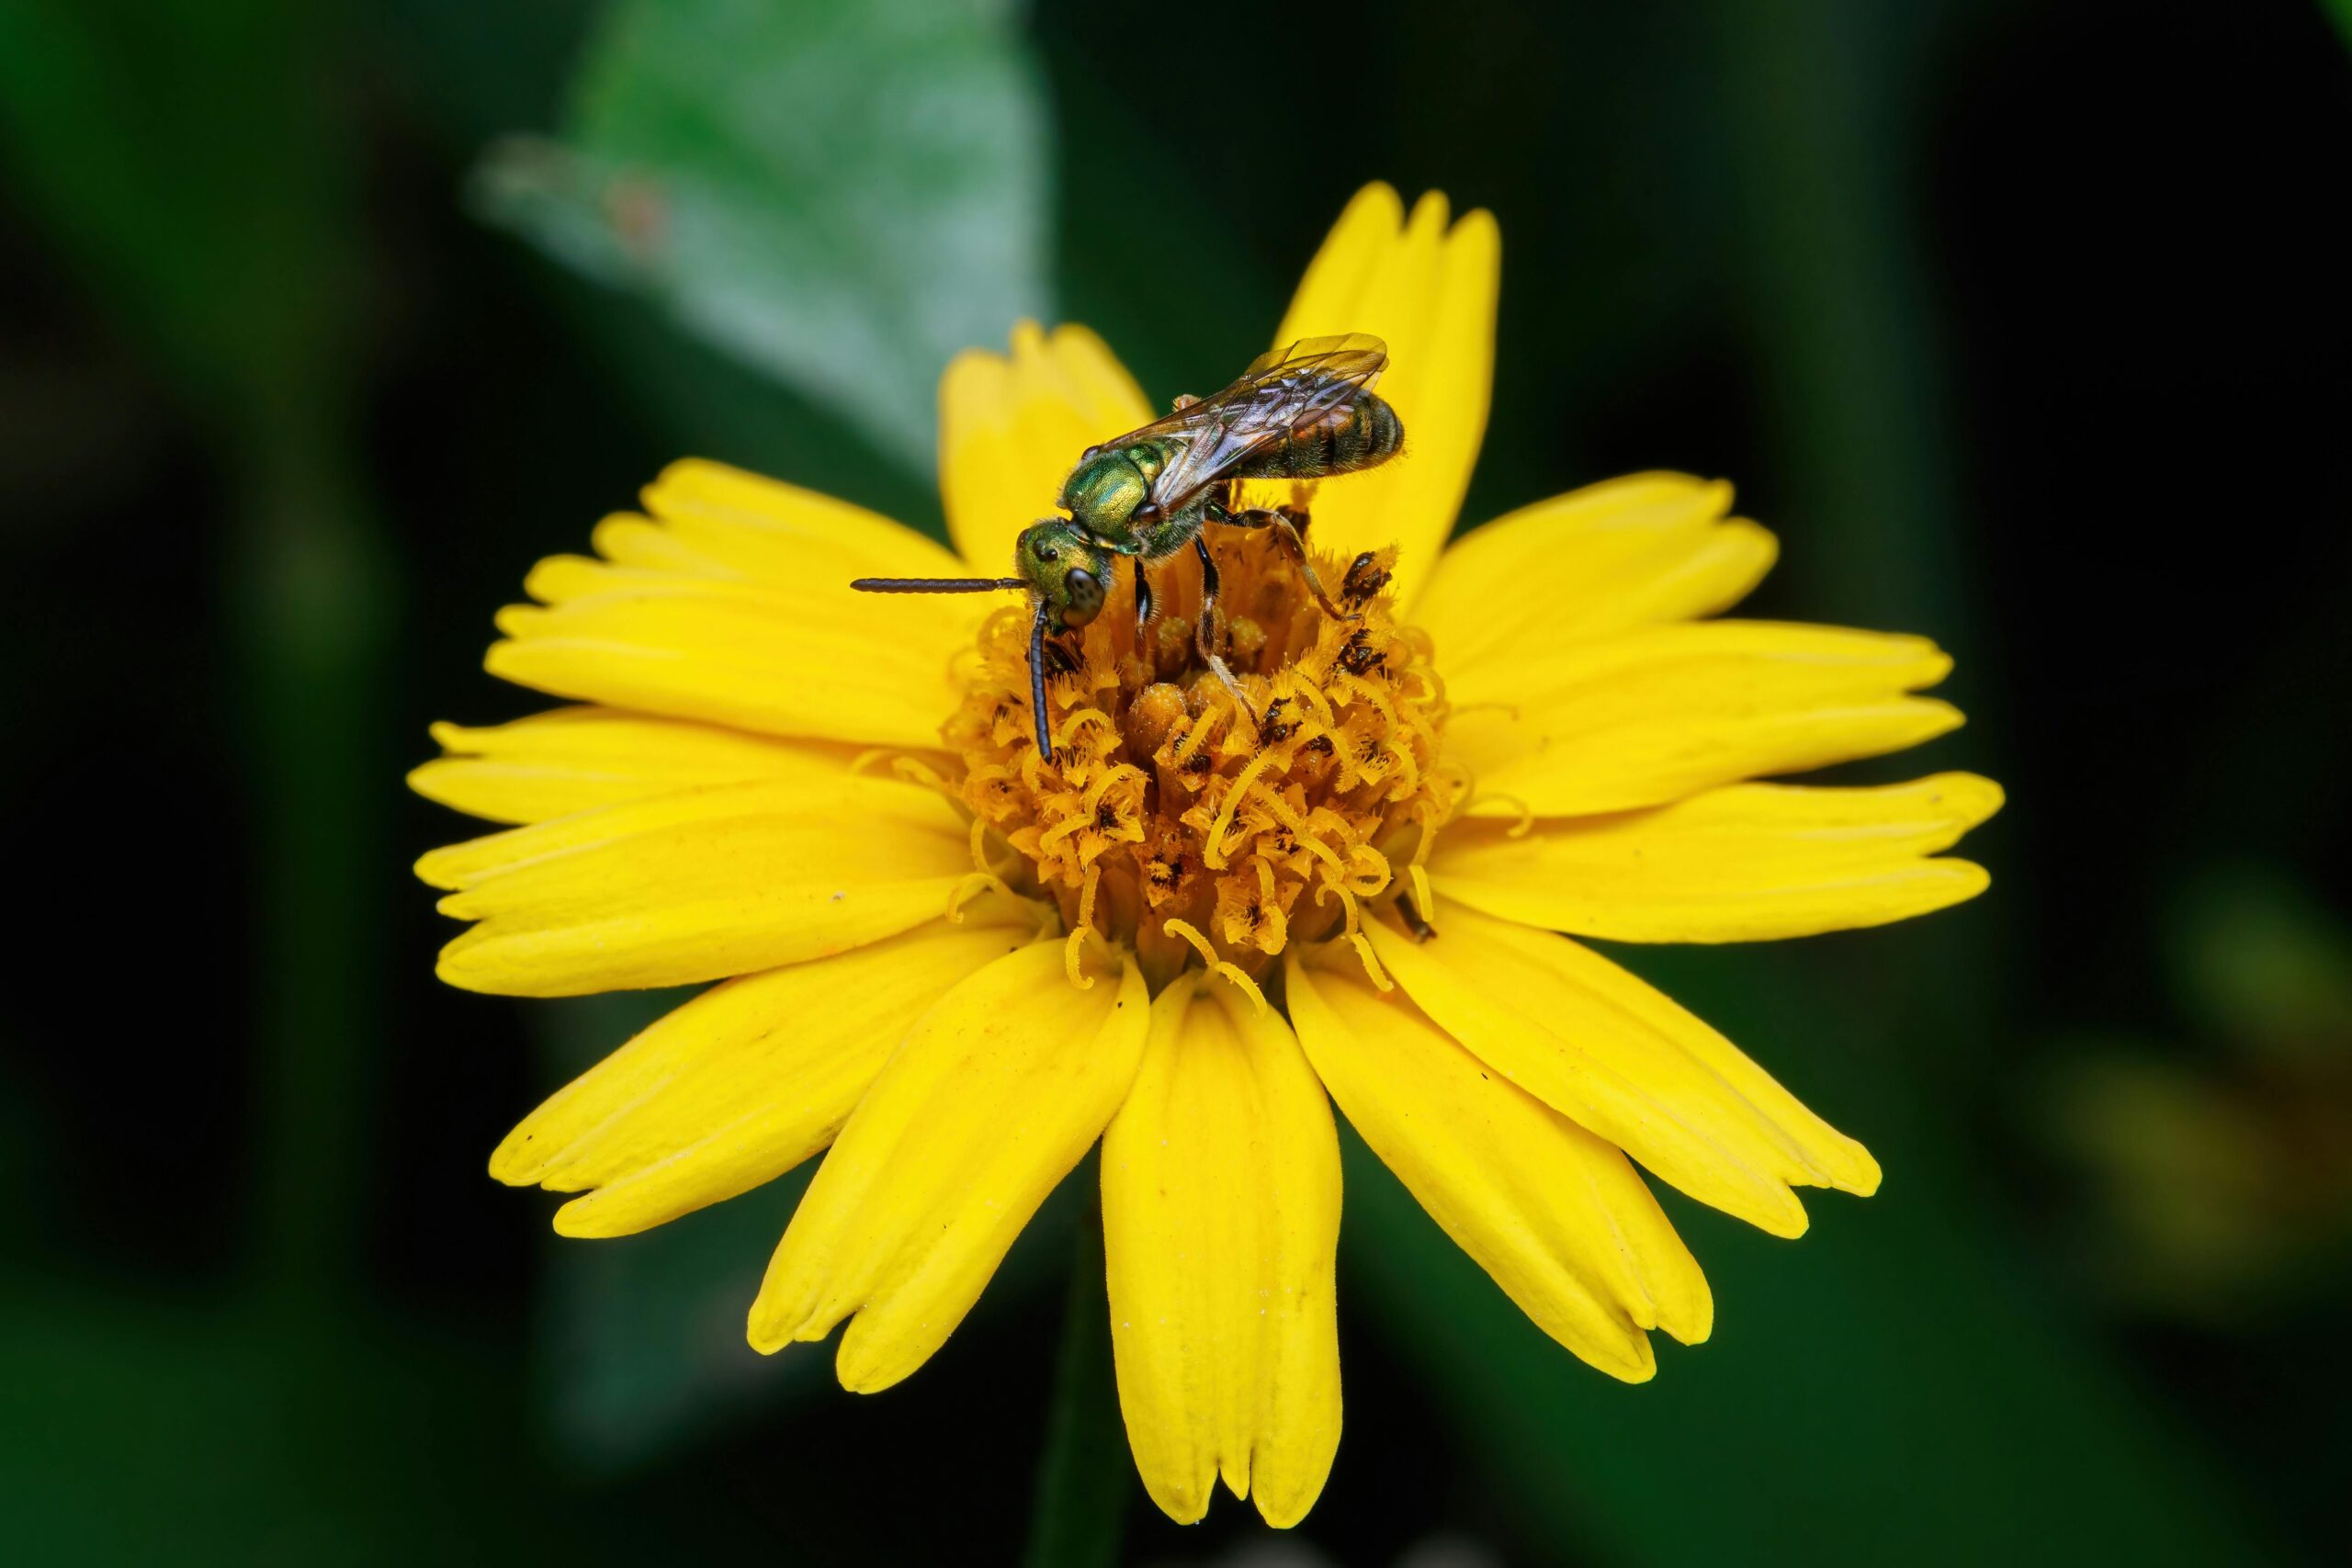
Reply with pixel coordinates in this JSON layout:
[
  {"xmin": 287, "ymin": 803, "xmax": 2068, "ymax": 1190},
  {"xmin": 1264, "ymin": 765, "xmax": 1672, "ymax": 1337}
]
[{"xmin": 413, "ymin": 183, "xmax": 2000, "ymax": 1529}]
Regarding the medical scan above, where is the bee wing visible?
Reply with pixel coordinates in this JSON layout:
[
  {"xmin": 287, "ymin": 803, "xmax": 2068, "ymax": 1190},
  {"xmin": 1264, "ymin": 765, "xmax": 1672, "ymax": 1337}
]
[
  {"xmin": 1118, "ymin": 334, "xmax": 1390, "ymax": 514},
  {"xmin": 1237, "ymin": 332, "xmax": 1389, "ymax": 384},
  {"xmin": 1106, "ymin": 334, "xmax": 1389, "ymax": 446}
]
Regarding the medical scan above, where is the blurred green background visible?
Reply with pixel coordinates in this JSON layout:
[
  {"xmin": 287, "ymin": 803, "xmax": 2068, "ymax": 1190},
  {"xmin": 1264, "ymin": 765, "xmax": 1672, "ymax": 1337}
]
[{"xmin": 3, "ymin": 1, "xmax": 2346, "ymax": 1563}]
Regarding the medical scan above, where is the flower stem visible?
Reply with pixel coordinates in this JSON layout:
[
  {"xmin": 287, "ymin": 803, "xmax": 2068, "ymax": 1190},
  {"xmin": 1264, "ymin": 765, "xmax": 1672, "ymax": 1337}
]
[{"xmin": 1020, "ymin": 1188, "xmax": 1130, "ymax": 1568}]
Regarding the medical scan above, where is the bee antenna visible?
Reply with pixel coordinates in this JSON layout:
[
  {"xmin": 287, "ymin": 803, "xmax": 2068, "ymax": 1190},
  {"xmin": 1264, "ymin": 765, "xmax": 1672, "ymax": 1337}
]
[{"xmin": 850, "ymin": 576, "xmax": 1028, "ymax": 593}]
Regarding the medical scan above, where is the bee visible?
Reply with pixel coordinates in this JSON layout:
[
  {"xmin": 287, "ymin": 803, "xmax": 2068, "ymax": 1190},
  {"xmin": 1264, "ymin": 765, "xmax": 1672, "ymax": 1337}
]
[{"xmin": 853, "ymin": 333, "xmax": 1403, "ymax": 758}]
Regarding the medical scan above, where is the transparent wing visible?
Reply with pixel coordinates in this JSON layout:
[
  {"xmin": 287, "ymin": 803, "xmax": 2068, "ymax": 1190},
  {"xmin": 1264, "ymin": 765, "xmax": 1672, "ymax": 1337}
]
[
  {"xmin": 1238, "ymin": 332, "xmax": 1389, "ymax": 384},
  {"xmin": 1110, "ymin": 335, "xmax": 1388, "ymax": 446},
  {"xmin": 1107, "ymin": 334, "xmax": 1388, "ymax": 514}
]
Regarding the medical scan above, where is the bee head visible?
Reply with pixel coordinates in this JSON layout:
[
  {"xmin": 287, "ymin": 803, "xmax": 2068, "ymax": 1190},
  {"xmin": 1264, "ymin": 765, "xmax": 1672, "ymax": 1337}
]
[
  {"xmin": 1015, "ymin": 519, "xmax": 1111, "ymax": 629},
  {"xmin": 1057, "ymin": 446, "xmax": 1151, "ymax": 535}
]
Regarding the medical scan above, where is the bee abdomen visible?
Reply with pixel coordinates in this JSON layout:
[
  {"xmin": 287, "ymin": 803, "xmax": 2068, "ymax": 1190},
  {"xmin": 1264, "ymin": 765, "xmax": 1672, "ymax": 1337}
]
[
  {"xmin": 1273, "ymin": 390, "xmax": 1404, "ymax": 479},
  {"xmin": 1355, "ymin": 393, "xmax": 1403, "ymax": 465}
]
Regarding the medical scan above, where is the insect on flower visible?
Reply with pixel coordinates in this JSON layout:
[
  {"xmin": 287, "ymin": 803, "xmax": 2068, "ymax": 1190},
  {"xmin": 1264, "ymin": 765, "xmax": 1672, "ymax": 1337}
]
[
  {"xmin": 416, "ymin": 183, "xmax": 2005, "ymax": 1532},
  {"xmin": 851, "ymin": 333, "xmax": 1403, "ymax": 758}
]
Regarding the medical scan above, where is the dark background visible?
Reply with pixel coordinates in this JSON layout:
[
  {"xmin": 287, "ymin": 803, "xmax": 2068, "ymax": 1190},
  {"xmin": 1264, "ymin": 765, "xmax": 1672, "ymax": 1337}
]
[{"xmin": 3, "ymin": 2, "xmax": 2347, "ymax": 1563}]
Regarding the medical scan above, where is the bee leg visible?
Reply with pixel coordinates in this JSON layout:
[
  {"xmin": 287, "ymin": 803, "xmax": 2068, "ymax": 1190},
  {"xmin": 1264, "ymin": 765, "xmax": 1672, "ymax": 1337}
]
[
  {"xmin": 1223, "ymin": 505, "xmax": 1357, "ymax": 622},
  {"xmin": 1396, "ymin": 889, "xmax": 1438, "ymax": 942},
  {"xmin": 1027, "ymin": 603, "xmax": 1055, "ymax": 761},
  {"xmin": 1133, "ymin": 554, "xmax": 1155, "ymax": 638},
  {"xmin": 1193, "ymin": 535, "xmax": 1257, "ymax": 732}
]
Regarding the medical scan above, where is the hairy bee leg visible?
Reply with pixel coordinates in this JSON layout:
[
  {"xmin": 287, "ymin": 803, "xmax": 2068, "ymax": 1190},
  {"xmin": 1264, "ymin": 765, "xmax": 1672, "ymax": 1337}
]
[
  {"xmin": 1133, "ymin": 554, "xmax": 1154, "ymax": 639},
  {"xmin": 1193, "ymin": 535, "xmax": 1257, "ymax": 731},
  {"xmin": 1229, "ymin": 505, "xmax": 1356, "ymax": 622}
]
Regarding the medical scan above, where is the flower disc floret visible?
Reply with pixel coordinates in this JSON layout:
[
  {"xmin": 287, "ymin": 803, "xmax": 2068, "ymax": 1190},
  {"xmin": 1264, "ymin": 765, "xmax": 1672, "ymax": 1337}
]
[{"xmin": 944, "ymin": 531, "xmax": 1451, "ymax": 998}]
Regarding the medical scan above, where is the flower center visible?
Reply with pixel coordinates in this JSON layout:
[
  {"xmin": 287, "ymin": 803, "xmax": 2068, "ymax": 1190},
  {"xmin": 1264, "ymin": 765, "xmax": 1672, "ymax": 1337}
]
[{"xmin": 943, "ymin": 526, "xmax": 1461, "ymax": 997}]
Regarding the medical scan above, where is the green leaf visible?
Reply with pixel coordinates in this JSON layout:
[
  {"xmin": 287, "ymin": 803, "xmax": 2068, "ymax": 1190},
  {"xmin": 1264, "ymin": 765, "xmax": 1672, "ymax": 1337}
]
[
  {"xmin": 536, "ymin": 258, "xmax": 943, "ymax": 537},
  {"xmin": 472, "ymin": 0, "xmax": 1052, "ymax": 475}
]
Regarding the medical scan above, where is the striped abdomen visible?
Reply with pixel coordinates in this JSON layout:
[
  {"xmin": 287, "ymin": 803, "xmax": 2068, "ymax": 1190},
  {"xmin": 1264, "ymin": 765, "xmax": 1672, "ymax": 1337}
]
[{"xmin": 1238, "ymin": 386, "xmax": 1403, "ymax": 482}]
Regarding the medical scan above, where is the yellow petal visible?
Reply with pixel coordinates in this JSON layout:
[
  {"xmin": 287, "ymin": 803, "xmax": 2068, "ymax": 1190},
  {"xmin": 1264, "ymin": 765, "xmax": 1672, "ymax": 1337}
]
[
  {"xmin": 748, "ymin": 942, "xmax": 1149, "ymax": 1392},
  {"xmin": 1369, "ymin": 897, "xmax": 1878, "ymax": 1237},
  {"xmin": 1277, "ymin": 183, "xmax": 1405, "ymax": 342},
  {"xmin": 408, "ymin": 707, "xmax": 870, "ymax": 827},
  {"xmin": 1447, "ymin": 620, "xmax": 1962, "ymax": 817},
  {"xmin": 1418, "ymin": 473, "xmax": 1780, "ymax": 673},
  {"xmin": 1102, "ymin": 976, "xmax": 1341, "ymax": 1529},
  {"xmin": 1431, "ymin": 773, "xmax": 2004, "ymax": 942},
  {"xmin": 482, "ymin": 459, "xmax": 979, "ymax": 750},
  {"xmin": 418, "ymin": 777, "xmax": 971, "ymax": 996},
  {"xmin": 939, "ymin": 321, "xmax": 1154, "ymax": 575},
  {"xmin": 486, "ymin": 570, "xmax": 966, "ymax": 752},
  {"xmin": 586, "ymin": 513, "xmax": 729, "ymax": 577},
  {"xmin": 1285, "ymin": 953, "xmax": 1710, "ymax": 1381},
  {"xmin": 490, "ymin": 912, "xmax": 1036, "ymax": 1237},
  {"xmin": 1251, "ymin": 184, "xmax": 1498, "ymax": 612},
  {"xmin": 642, "ymin": 457, "xmax": 972, "ymax": 584}
]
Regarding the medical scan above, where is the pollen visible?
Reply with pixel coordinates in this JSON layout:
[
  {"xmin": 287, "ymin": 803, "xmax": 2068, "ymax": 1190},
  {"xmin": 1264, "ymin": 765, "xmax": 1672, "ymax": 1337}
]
[{"xmin": 942, "ymin": 527, "xmax": 1461, "ymax": 994}]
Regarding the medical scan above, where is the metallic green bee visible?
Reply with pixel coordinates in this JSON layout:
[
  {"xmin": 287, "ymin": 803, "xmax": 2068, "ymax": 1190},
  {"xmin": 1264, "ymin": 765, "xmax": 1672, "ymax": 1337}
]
[{"xmin": 853, "ymin": 333, "xmax": 1403, "ymax": 758}]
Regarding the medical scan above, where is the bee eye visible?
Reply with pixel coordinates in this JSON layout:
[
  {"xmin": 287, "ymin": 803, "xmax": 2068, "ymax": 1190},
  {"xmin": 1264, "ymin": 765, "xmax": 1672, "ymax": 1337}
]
[
  {"xmin": 1036, "ymin": 546, "xmax": 1057, "ymax": 561},
  {"xmin": 1062, "ymin": 567, "xmax": 1103, "ymax": 625}
]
